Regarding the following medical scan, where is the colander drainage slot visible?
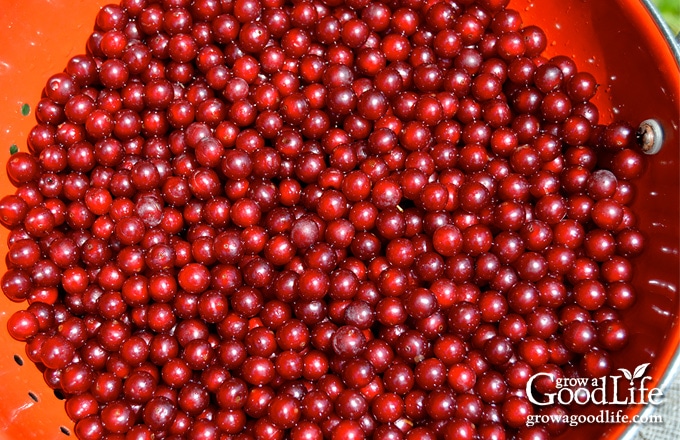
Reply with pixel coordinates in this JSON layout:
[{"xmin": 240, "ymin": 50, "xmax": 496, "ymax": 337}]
[
  {"xmin": 28, "ymin": 391, "xmax": 39, "ymax": 402},
  {"xmin": 13, "ymin": 354, "xmax": 23, "ymax": 366},
  {"xmin": 60, "ymin": 426, "xmax": 71, "ymax": 436}
]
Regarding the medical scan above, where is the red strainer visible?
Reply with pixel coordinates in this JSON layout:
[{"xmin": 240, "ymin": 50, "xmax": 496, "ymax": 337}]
[{"xmin": 0, "ymin": 0, "xmax": 677, "ymax": 439}]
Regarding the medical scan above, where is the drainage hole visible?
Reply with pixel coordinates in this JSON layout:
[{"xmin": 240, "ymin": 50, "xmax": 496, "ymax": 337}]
[
  {"xmin": 28, "ymin": 391, "xmax": 39, "ymax": 402},
  {"xmin": 60, "ymin": 426, "xmax": 71, "ymax": 436},
  {"xmin": 13, "ymin": 354, "xmax": 24, "ymax": 366}
]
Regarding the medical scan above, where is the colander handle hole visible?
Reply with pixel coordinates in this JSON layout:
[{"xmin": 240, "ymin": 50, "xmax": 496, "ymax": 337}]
[
  {"xmin": 637, "ymin": 119, "xmax": 664, "ymax": 154},
  {"xmin": 27, "ymin": 391, "xmax": 39, "ymax": 402},
  {"xmin": 13, "ymin": 354, "xmax": 24, "ymax": 366}
]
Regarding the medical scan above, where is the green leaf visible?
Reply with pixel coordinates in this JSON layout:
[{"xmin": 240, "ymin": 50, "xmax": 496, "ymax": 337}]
[
  {"xmin": 654, "ymin": 0, "xmax": 680, "ymax": 14},
  {"xmin": 9, "ymin": 144, "xmax": 18, "ymax": 155},
  {"xmin": 652, "ymin": 0, "xmax": 680, "ymax": 33}
]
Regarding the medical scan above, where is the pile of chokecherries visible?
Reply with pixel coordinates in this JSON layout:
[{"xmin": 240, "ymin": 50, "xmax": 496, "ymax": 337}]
[{"xmin": 0, "ymin": 0, "xmax": 647, "ymax": 439}]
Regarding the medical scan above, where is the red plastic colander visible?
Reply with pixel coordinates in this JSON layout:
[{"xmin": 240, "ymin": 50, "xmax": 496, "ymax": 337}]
[{"xmin": 0, "ymin": 1, "xmax": 677, "ymax": 439}]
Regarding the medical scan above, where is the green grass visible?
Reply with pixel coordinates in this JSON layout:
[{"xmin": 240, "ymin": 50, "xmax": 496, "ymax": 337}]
[{"xmin": 651, "ymin": 0, "xmax": 680, "ymax": 33}]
